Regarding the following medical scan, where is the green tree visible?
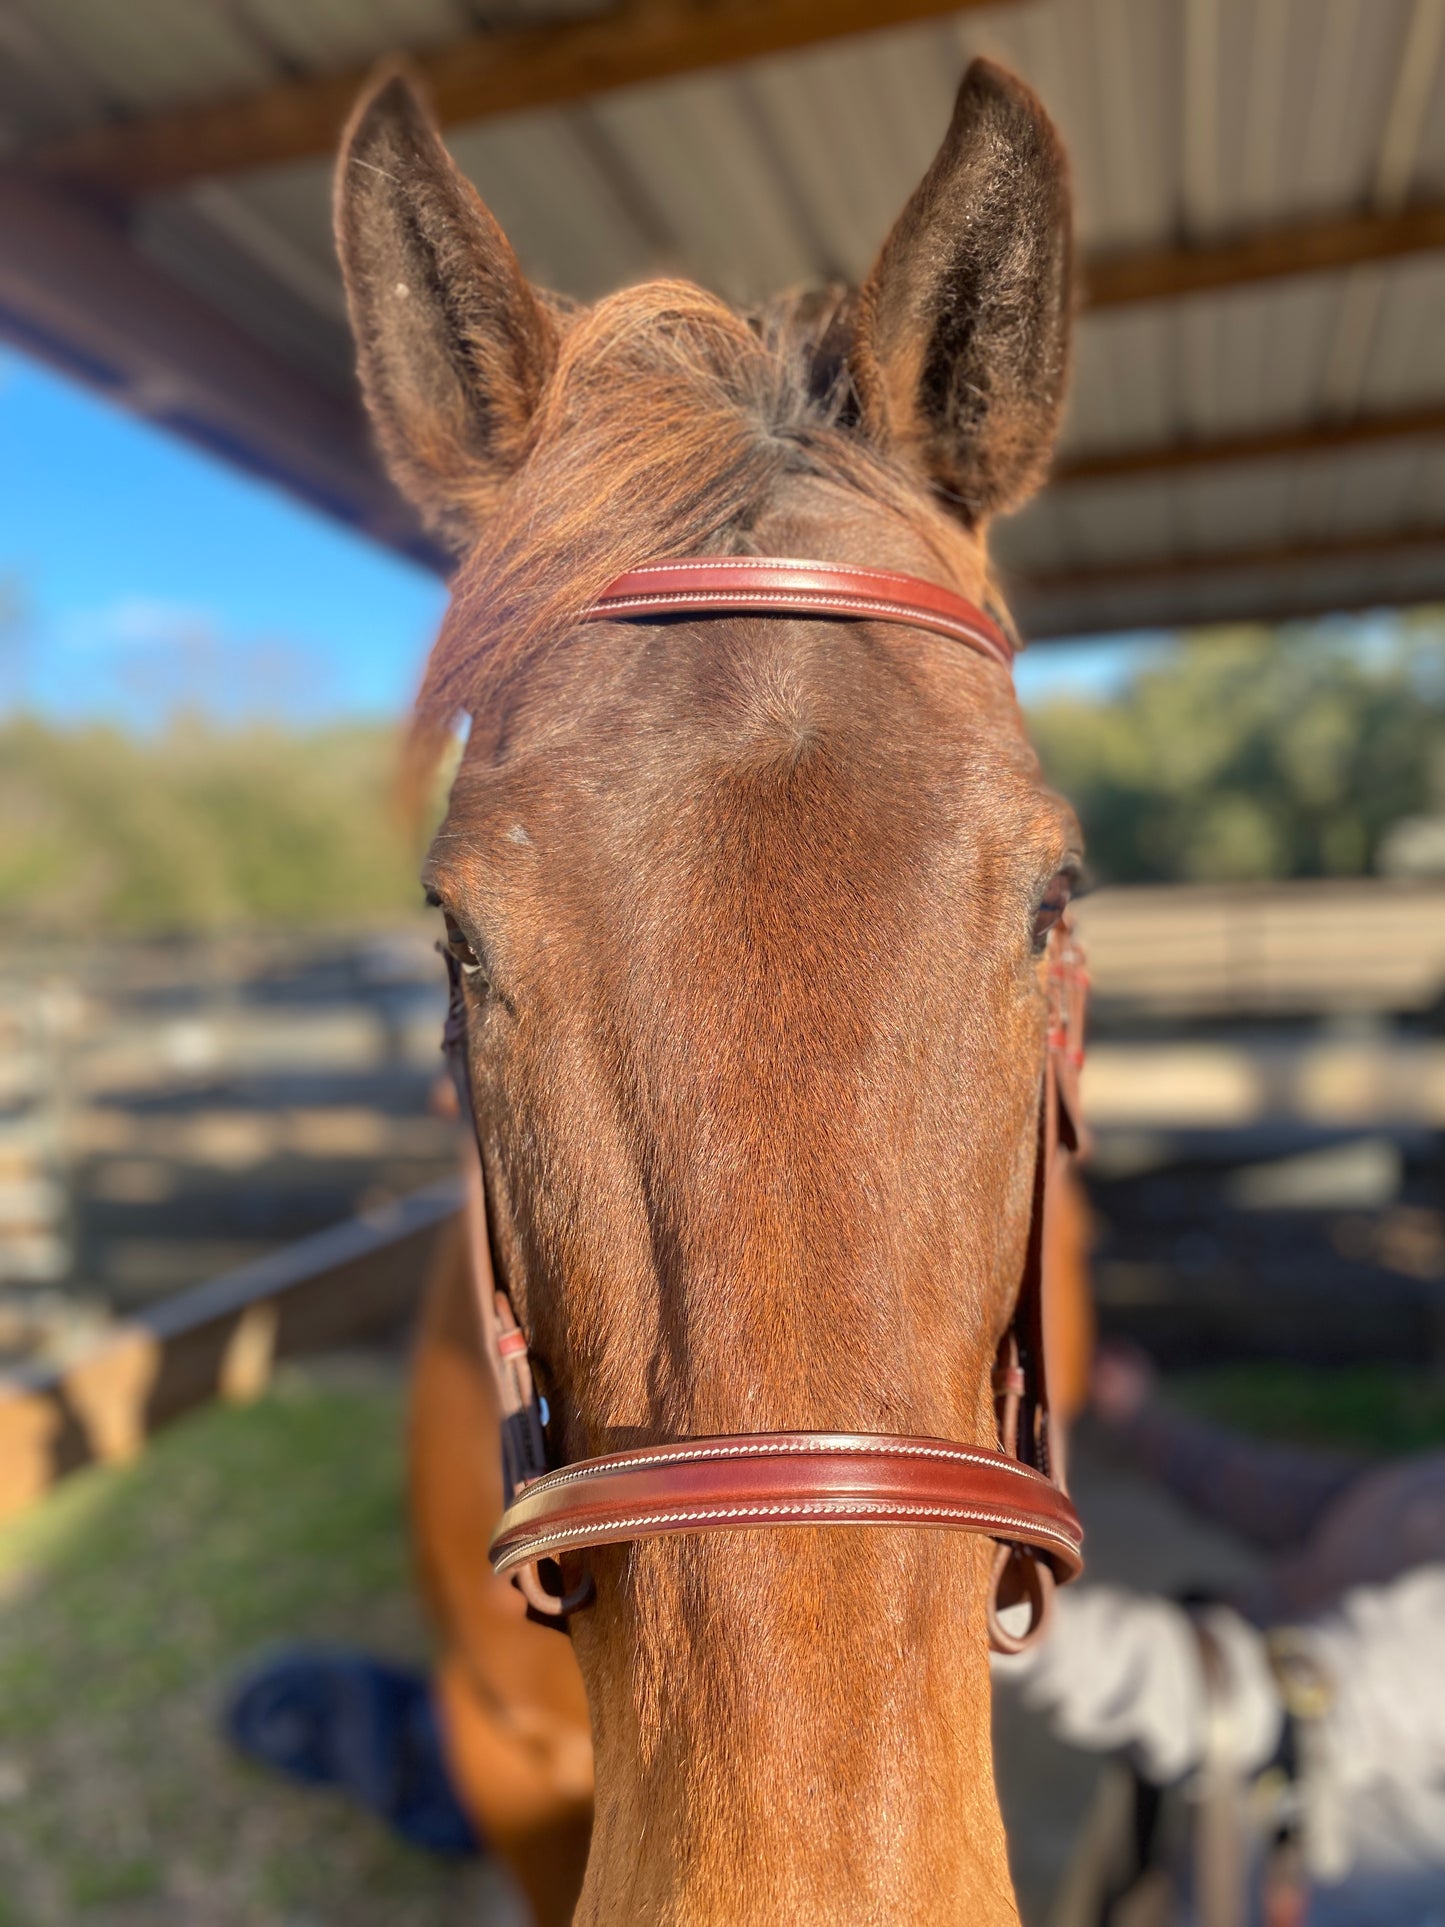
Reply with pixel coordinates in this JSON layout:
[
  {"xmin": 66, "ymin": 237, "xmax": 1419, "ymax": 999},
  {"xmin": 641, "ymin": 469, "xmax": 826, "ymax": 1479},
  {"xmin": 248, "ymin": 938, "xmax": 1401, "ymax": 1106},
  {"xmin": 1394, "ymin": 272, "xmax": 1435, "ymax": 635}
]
[
  {"xmin": 1027, "ymin": 616, "xmax": 1445, "ymax": 884},
  {"xmin": 0, "ymin": 716, "xmax": 425, "ymax": 933}
]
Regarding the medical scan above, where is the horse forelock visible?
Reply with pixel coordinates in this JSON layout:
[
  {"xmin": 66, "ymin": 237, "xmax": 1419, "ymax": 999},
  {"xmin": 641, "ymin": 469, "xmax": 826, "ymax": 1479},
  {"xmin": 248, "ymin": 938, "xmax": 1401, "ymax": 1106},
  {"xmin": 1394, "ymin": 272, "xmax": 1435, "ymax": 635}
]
[{"xmin": 412, "ymin": 279, "xmax": 981, "ymax": 746}]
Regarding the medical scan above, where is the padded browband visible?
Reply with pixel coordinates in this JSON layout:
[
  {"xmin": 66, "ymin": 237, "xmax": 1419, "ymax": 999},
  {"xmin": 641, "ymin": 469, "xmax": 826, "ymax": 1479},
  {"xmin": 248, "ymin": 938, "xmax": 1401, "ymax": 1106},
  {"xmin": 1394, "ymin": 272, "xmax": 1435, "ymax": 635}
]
[
  {"xmin": 490, "ymin": 1432, "xmax": 1084, "ymax": 1583},
  {"xmin": 583, "ymin": 558, "xmax": 1016, "ymax": 672}
]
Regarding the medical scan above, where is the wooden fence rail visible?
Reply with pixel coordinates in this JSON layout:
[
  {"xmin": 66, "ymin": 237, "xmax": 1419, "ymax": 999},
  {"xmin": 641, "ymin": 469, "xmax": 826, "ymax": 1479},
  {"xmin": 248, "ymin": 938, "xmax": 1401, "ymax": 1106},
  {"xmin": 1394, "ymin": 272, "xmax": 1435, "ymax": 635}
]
[
  {"xmin": 0, "ymin": 1178, "xmax": 460, "ymax": 1524},
  {"xmin": 1074, "ymin": 879, "xmax": 1445, "ymax": 1015}
]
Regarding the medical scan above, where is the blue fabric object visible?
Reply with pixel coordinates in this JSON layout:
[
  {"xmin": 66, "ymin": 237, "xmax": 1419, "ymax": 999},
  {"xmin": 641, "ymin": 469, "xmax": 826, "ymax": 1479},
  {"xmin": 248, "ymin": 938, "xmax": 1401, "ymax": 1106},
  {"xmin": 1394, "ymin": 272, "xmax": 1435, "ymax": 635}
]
[{"xmin": 224, "ymin": 1646, "xmax": 480, "ymax": 1858}]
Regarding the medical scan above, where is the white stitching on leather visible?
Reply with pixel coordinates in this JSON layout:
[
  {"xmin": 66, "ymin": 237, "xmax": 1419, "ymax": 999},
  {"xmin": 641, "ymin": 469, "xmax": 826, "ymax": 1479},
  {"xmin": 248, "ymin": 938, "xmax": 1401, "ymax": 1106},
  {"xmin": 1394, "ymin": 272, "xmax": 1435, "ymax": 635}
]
[
  {"xmin": 617, "ymin": 559, "xmax": 982, "ymax": 603},
  {"xmin": 624, "ymin": 558, "xmax": 951, "ymax": 585},
  {"xmin": 517, "ymin": 1434, "xmax": 1044, "ymax": 1497},
  {"xmin": 587, "ymin": 588, "xmax": 1010, "ymax": 664},
  {"xmin": 494, "ymin": 1500, "xmax": 1080, "ymax": 1571}
]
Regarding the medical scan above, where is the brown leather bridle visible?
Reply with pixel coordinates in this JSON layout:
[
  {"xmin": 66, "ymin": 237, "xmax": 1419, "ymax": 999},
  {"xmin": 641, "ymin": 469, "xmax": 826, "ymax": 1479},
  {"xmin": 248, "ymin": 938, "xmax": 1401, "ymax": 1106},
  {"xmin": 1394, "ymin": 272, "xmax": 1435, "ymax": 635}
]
[{"xmin": 441, "ymin": 557, "xmax": 1088, "ymax": 1654}]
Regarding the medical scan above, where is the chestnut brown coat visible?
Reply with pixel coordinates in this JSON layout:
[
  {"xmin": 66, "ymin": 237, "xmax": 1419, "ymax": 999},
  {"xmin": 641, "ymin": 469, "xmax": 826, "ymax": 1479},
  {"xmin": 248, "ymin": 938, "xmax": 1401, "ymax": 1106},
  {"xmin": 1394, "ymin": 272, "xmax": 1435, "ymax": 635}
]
[{"xmin": 338, "ymin": 55, "xmax": 1082, "ymax": 1925}]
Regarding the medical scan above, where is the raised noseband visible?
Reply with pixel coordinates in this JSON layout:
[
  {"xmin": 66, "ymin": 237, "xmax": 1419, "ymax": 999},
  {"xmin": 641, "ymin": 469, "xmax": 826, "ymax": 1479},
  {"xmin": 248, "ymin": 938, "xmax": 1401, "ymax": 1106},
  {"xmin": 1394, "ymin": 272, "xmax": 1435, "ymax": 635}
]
[{"xmin": 490, "ymin": 1432, "xmax": 1084, "ymax": 1587}]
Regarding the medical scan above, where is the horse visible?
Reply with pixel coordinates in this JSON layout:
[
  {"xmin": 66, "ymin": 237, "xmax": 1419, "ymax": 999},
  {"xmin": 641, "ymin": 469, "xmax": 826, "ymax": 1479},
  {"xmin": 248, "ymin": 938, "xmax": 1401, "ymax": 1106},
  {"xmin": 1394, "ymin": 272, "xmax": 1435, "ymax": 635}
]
[{"xmin": 336, "ymin": 55, "xmax": 1084, "ymax": 1925}]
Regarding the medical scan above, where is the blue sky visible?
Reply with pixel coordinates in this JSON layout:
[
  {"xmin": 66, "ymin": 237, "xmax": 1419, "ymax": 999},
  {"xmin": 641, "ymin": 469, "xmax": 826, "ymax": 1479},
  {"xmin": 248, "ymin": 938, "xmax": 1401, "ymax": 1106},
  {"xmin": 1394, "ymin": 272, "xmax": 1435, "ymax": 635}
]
[
  {"xmin": 0, "ymin": 344, "xmax": 1164, "ymax": 728},
  {"xmin": 0, "ymin": 349, "xmax": 448, "ymax": 729}
]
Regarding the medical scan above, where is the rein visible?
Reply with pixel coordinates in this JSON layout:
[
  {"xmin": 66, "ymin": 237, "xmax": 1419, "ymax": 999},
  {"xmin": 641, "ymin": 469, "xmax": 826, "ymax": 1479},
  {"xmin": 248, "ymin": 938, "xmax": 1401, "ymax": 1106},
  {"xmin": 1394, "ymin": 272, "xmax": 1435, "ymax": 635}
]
[{"xmin": 442, "ymin": 557, "xmax": 1088, "ymax": 1654}]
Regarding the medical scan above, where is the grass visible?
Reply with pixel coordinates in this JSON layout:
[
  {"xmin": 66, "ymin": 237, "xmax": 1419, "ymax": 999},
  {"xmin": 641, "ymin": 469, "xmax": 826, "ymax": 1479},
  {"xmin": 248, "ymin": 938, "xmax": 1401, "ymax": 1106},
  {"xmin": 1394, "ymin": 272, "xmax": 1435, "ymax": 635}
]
[
  {"xmin": 0, "ymin": 1361, "xmax": 494, "ymax": 1926},
  {"xmin": 1169, "ymin": 1361, "xmax": 1445, "ymax": 1457}
]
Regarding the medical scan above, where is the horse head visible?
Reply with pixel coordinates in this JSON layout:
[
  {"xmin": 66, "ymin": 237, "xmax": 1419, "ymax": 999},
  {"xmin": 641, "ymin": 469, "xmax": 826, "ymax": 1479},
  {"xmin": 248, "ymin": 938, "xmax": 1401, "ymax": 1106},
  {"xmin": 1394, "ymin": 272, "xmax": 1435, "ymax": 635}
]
[{"xmin": 338, "ymin": 59, "xmax": 1078, "ymax": 1924}]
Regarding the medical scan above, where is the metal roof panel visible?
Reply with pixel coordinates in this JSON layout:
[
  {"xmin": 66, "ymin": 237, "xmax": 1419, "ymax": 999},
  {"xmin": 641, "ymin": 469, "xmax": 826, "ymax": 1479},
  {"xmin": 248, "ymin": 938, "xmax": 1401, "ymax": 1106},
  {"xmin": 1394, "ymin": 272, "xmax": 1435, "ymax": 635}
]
[{"xmin": 6, "ymin": 0, "xmax": 1443, "ymax": 637}]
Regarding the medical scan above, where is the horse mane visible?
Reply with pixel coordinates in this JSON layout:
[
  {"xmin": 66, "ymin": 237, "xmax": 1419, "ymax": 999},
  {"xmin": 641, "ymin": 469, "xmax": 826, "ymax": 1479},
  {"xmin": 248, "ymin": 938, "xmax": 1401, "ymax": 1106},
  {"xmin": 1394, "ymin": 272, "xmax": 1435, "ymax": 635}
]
[{"xmin": 412, "ymin": 279, "xmax": 968, "ymax": 745}]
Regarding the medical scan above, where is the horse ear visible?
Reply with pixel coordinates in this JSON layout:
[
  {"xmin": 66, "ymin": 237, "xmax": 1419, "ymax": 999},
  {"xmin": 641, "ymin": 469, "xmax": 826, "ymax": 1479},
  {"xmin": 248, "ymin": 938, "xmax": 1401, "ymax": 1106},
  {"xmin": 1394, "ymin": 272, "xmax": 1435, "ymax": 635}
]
[
  {"xmin": 334, "ymin": 70, "xmax": 558, "ymax": 551},
  {"xmin": 853, "ymin": 59, "xmax": 1073, "ymax": 523}
]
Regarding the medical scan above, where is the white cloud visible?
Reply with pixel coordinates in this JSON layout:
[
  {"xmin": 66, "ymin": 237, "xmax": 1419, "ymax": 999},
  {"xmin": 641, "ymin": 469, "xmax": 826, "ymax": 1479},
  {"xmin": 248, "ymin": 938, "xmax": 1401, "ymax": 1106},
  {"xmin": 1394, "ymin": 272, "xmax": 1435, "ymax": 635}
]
[{"xmin": 57, "ymin": 597, "xmax": 217, "ymax": 653}]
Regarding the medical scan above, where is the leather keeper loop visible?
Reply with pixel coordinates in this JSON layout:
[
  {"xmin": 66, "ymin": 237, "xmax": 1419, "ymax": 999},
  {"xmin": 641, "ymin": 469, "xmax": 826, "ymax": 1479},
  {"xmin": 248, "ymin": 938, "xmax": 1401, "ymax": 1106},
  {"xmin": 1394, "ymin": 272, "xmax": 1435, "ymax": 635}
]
[{"xmin": 986, "ymin": 1541, "xmax": 1057, "ymax": 1656}]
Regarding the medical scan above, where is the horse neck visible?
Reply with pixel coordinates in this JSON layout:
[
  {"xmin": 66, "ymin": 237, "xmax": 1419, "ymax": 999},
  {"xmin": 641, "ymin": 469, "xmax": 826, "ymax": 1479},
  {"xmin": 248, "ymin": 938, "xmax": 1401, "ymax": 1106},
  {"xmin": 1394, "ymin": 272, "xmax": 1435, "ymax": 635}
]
[{"xmin": 570, "ymin": 1519, "xmax": 1018, "ymax": 1924}]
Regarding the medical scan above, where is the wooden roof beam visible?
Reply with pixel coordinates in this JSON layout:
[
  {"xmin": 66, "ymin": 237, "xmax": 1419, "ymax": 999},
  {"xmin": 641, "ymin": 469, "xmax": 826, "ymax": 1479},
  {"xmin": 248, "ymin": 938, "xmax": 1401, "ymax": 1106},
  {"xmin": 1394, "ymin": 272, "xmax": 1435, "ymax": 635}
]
[
  {"xmin": 1025, "ymin": 525, "xmax": 1445, "ymax": 592},
  {"xmin": 0, "ymin": 171, "xmax": 443, "ymax": 569},
  {"xmin": 1083, "ymin": 202, "xmax": 1445, "ymax": 307},
  {"xmin": 1053, "ymin": 404, "xmax": 1445, "ymax": 485},
  {"xmin": 1015, "ymin": 528, "xmax": 1445, "ymax": 639},
  {"xmin": 23, "ymin": 0, "xmax": 1019, "ymax": 201}
]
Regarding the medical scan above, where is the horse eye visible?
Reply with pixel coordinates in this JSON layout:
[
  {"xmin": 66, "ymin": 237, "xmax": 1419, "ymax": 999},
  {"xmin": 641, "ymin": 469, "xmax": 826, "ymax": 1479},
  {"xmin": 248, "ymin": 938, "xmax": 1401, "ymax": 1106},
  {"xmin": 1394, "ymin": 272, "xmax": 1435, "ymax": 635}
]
[
  {"xmin": 1032, "ymin": 872, "xmax": 1074, "ymax": 951},
  {"xmin": 443, "ymin": 913, "xmax": 488, "ymax": 980}
]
